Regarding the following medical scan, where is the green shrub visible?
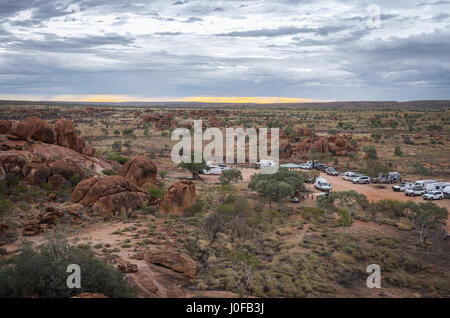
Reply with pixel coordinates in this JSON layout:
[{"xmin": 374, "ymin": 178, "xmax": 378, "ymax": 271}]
[
  {"xmin": 0, "ymin": 237, "xmax": 135, "ymax": 298},
  {"xmin": 148, "ymin": 187, "xmax": 165, "ymax": 199},
  {"xmin": 0, "ymin": 199, "xmax": 14, "ymax": 215},
  {"xmin": 106, "ymin": 153, "xmax": 130, "ymax": 165}
]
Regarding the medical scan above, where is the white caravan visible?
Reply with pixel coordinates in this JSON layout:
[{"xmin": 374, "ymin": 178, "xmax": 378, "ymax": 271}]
[{"xmin": 415, "ymin": 180, "xmax": 437, "ymax": 187}]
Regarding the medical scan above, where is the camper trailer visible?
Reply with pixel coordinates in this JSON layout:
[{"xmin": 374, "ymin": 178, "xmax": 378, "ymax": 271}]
[
  {"xmin": 444, "ymin": 186, "xmax": 450, "ymax": 199},
  {"xmin": 415, "ymin": 180, "xmax": 438, "ymax": 187},
  {"xmin": 424, "ymin": 183, "xmax": 443, "ymax": 193}
]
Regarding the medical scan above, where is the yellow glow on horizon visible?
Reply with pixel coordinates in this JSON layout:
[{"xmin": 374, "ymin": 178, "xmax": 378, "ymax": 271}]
[{"xmin": 0, "ymin": 94, "xmax": 318, "ymax": 104}]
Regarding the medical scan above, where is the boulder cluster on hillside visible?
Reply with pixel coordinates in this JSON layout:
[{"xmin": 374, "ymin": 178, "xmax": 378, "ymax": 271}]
[
  {"xmin": 280, "ymin": 134, "xmax": 359, "ymax": 159},
  {"xmin": 0, "ymin": 117, "xmax": 197, "ymax": 237},
  {"xmin": 0, "ymin": 117, "xmax": 114, "ymax": 186}
]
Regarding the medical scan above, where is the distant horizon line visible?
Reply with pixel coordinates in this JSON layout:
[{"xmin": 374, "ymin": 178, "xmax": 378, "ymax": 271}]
[
  {"xmin": 0, "ymin": 95, "xmax": 324, "ymax": 104},
  {"xmin": 0, "ymin": 95, "xmax": 449, "ymax": 105}
]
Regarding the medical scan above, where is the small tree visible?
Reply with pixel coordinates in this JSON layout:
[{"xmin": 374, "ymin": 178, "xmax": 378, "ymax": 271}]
[
  {"xmin": 255, "ymin": 180, "xmax": 293, "ymax": 207},
  {"xmin": 248, "ymin": 168, "xmax": 305, "ymax": 207},
  {"xmin": 413, "ymin": 202, "xmax": 448, "ymax": 244},
  {"xmin": 204, "ymin": 212, "xmax": 226, "ymax": 242},
  {"xmin": 178, "ymin": 153, "xmax": 208, "ymax": 179},
  {"xmin": 394, "ymin": 145, "xmax": 403, "ymax": 157},
  {"xmin": 359, "ymin": 160, "xmax": 389, "ymax": 178},
  {"xmin": 219, "ymin": 169, "xmax": 243, "ymax": 185}
]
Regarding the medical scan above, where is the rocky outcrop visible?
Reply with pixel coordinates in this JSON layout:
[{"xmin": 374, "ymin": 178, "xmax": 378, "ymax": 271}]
[
  {"xmin": 71, "ymin": 176, "xmax": 157, "ymax": 215},
  {"xmin": 0, "ymin": 135, "xmax": 114, "ymax": 182},
  {"xmin": 143, "ymin": 114, "xmax": 176, "ymax": 130},
  {"xmin": 19, "ymin": 159, "xmax": 86, "ymax": 186},
  {"xmin": 22, "ymin": 206, "xmax": 65, "ymax": 236},
  {"xmin": 280, "ymin": 134, "xmax": 359, "ymax": 159},
  {"xmin": 4, "ymin": 117, "xmax": 94, "ymax": 156},
  {"xmin": 117, "ymin": 259, "xmax": 138, "ymax": 273},
  {"xmin": 146, "ymin": 249, "xmax": 199, "ymax": 278},
  {"xmin": 11, "ymin": 116, "xmax": 57, "ymax": 144},
  {"xmin": 119, "ymin": 156, "xmax": 157, "ymax": 190},
  {"xmin": 158, "ymin": 180, "xmax": 196, "ymax": 216},
  {"xmin": 54, "ymin": 118, "xmax": 78, "ymax": 150},
  {"xmin": 0, "ymin": 120, "xmax": 12, "ymax": 134}
]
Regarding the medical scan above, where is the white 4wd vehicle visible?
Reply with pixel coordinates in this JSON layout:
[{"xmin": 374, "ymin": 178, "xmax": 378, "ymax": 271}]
[
  {"xmin": 423, "ymin": 191, "xmax": 444, "ymax": 201},
  {"xmin": 353, "ymin": 176, "xmax": 370, "ymax": 184},
  {"xmin": 392, "ymin": 182, "xmax": 414, "ymax": 192},
  {"xmin": 202, "ymin": 166, "xmax": 222, "ymax": 175},
  {"xmin": 405, "ymin": 187, "xmax": 426, "ymax": 197}
]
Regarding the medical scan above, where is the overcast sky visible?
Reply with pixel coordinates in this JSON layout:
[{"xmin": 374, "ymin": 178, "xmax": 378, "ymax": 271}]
[{"xmin": 0, "ymin": 0, "xmax": 449, "ymax": 102}]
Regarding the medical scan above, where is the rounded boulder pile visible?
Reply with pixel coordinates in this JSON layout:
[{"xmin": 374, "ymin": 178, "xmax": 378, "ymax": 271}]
[
  {"xmin": 119, "ymin": 155, "xmax": 157, "ymax": 190},
  {"xmin": 71, "ymin": 176, "xmax": 158, "ymax": 216}
]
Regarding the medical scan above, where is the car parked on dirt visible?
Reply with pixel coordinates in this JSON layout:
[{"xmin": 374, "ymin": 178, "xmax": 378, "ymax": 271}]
[
  {"xmin": 290, "ymin": 197, "xmax": 300, "ymax": 203},
  {"xmin": 423, "ymin": 191, "xmax": 444, "ymax": 201},
  {"xmin": 342, "ymin": 171, "xmax": 355, "ymax": 181},
  {"xmin": 300, "ymin": 161, "xmax": 313, "ymax": 170},
  {"xmin": 405, "ymin": 186, "xmax": 426, "ymax": 197},
  {"xmin": 325, "ymin": 167, "xmax": 339, "ymax": 176},
  {"xmin": 314, "ymin": 177, "xmax": 332, "ymax": 192},
  {"xmin": 392, "ymin": 182, "xmax": 414, "ymax": 192},
  {"xmin": 352, "ymin": 176, "xmax": 370, "ymax": 184},
  {"xmin": 314, "ymin": 163, "xmax": 328, "ymax": 171},
  {"xmin": 372, "ymin": 172, "xmax": 401, "ymax": 184},
  {"xmin": 350, "ymin": 173, "xmax": 363, "ymax": 183},
  {"xmin": 202, "ymin": 166, "xmax": 223, "ymax": 175}
]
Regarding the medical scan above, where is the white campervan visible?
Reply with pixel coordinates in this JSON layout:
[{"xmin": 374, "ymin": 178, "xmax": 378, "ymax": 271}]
[{"xmin": 314, "ymin": 177, "xmax": 332, "ymax": 192}]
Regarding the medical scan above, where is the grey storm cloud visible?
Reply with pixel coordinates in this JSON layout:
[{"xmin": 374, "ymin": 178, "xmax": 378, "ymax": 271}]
[
  {"xmin": 217, "ymin": 25, "xmax": 350, "ymax": 37},
  {"xmin": 0, "ymin": 0, "xmax": 449, "ymax": 100}
]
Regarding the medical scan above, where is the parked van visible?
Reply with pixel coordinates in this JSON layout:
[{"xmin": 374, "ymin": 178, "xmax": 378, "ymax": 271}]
[
  {"xmin": 314, "ymin": 178, "xmax": 332, "ymax": 192},
  {"xmin": 415, "ymin": 180, "xmax": 437, "ymax": 187}
]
